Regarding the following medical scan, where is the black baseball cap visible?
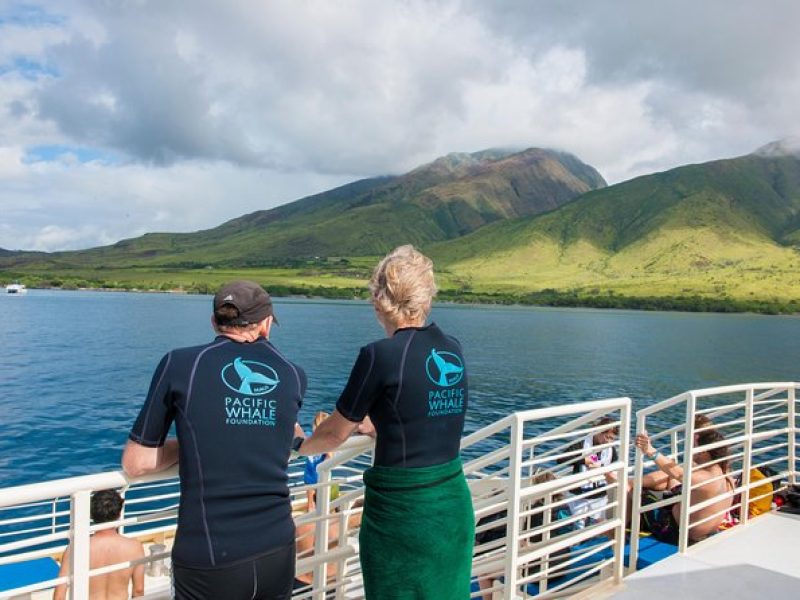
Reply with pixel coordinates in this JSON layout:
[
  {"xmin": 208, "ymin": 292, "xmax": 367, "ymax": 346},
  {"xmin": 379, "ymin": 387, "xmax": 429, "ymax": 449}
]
[{"xmin": 213, "ymin": 280, "xmax": 278, "ymax": 326}]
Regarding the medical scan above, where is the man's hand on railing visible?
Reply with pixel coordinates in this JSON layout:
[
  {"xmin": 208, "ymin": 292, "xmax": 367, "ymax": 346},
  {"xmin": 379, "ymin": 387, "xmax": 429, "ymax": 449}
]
[{"xmin": 291, "ymin": 422, "xmax": 307, "ymax": 457}]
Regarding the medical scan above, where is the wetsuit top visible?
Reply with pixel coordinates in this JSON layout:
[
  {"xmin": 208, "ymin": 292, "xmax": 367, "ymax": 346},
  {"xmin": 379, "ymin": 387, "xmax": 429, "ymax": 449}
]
[
  {"xmin": 336, "ymin": 323, "xmax": 468, "ymax": 468},
  {"xmin": 129, "ymin": 336, "xmax": 306, "ymax": 569}
]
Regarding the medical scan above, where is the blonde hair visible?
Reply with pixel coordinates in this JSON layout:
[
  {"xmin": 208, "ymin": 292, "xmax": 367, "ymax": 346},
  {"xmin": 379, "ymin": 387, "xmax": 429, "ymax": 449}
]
[{"xmin": 369, "ymin": 245, "xmax": 437, "ymax": 326}]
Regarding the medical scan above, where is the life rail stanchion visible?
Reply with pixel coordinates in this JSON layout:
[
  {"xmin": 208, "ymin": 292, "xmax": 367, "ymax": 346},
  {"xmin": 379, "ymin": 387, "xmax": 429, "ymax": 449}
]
[
  {"xmin": 789, "ymin": 385, "xmax": 797, "ymax": 486},
  {"xmin": 677, "ymin": 393, "xmax": 697, "ymax": 553},
  {"xmin": 613, "ymin": 400, "xmax": 631, "ymax": 584},
  {"xmin": 68, "ymin": 490, "xmax": 91, "ymax": 600},
  {"xmin": 739, "ymin": 387, "xmax": 755, "ymax": 527},
  {"xmin": 503, "ymin": 415, "xmax": 524, "ymax": 600}
]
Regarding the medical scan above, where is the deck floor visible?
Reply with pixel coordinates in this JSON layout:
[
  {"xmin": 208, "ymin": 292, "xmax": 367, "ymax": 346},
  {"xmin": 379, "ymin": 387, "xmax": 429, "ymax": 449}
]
[{"xmin": 611, "ymin": 510, "xmax": 800, "ymax": 598}]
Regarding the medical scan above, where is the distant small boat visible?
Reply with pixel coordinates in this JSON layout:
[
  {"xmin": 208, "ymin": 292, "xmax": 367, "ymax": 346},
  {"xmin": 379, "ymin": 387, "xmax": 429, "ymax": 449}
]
[{"xmin": 5, "ymin": 283, "xmax": 27, "ymax": 294}]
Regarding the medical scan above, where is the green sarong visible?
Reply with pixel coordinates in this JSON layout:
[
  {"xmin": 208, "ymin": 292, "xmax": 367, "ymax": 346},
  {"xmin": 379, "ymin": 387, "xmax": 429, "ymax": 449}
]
[{"xmin": 360, "ymin": 458, "xmax": 475, "ymax": 599}]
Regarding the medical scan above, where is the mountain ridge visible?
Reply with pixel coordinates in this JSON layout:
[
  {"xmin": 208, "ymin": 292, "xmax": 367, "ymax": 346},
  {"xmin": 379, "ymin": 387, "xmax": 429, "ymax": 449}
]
[
  {"xmin": 0, "ymin": 147, "xmax": 605, "ymax": 268},
  {"xmin": 429, "ymin": 148, "xmax": 800, "ymax": 301}
]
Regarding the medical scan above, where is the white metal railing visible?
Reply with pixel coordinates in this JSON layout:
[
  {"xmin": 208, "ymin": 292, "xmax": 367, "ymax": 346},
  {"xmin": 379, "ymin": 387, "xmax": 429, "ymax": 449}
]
[
  {"xmin": 0, "ymin": 439, "xmax": 376, "ymax": 600},
  {"xmin": 1, "ymin": 397, "xmax": 632, "ymax": 600},
  {"xmin": 0, "ymin": 467, "xmax": 181, "ymax": 600},
  {"xmin": 628, "ymin": 382, "xmax": 799, "ymax": 573},
  {"xmin": 464, "ymin": 398, "xmax": 631, "ymax": 599},
  {"xmin": 307, "ymin": 398, "xmax": 633, "ymax": 600}
]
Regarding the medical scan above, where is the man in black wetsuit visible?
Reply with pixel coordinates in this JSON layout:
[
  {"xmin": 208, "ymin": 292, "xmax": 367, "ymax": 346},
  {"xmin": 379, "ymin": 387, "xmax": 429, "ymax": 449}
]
[{"xmin": 122, "ymin": 280, "xmax": 306, "ymax": 600}]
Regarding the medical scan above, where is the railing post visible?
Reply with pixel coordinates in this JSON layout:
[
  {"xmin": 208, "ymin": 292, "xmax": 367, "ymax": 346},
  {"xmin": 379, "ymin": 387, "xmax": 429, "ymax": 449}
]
[
  {"xmin": 119, "ymin": 487, "xmax": 126, "ymax": 535},
  {"xmin": 614, "ymin": 401, "xmax": 631, "ymax": 582},
  {"xmin": 678, "ymin": 394, "xmax": 696, "ymax": 553},
  {"xmin": 69, "ymin": 490, "xmax": 91, "ymax": 600},
  {"xmin": 740, "ymin": 388, "xmax": 755, "ymax": 526},
  {"xmin": 628, "ymin": 411, "xmax": 645, "ymax": 575},
  {"xmin": 51, "ymin": 497, "xmax": 58, "ymax": 535},
  {"xmin": 671, "ymin": 430, "xmax": 679, "ymax": 462},
  {"xmin": 789, "ymin": 385, "xmax": 797, "ymax": 486},
  {"xmin": 312, "ymin": 469, "xmax": 332, "ymax": 600},
  {"xmin": 540, "ymin": 490, "xmax": 551, "ymax": 594},
  {"xmin": 504, "ymin": 416, "xmax": 523, "ymax": 600}
]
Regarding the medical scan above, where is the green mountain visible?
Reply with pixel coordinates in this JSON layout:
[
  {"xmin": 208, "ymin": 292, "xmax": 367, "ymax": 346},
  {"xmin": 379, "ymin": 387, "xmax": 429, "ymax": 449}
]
[
  {"xmin": 431, "ymin": 144, "xmax": 800, "ymax": 302},
  {"xmin": 1, "ymin": 147, "xmax": 604, "ymax": 269}
]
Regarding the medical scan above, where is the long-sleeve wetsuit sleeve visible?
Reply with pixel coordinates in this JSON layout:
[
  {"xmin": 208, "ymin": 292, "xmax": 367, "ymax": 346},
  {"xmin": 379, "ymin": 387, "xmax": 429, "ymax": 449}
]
[
  {"xmin": 296, "ymin": 364, "xmax": 307, "ymax": 407},
  {"xmin": 129, "ymin": 353, "xmax": 176, "ymax": 447},
  {"xmin": 336, "ymin": 345, "xmax": 381, "ymax": 422}
]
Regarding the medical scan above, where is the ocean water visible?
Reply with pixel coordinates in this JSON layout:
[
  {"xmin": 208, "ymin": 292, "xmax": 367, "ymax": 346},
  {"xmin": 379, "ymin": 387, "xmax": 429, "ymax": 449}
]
[{"xmin": 1, "ymin": 290, "xmax": 798, "ymax": 488}]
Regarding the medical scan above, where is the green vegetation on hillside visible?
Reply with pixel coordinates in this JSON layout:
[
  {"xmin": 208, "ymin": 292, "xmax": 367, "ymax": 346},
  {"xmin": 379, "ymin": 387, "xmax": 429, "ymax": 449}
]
[
  {"xmin": 5, "ymin": 145, "xmax": 800, "ymax": 314},
  {"xmin": 0, "ymin": 147, "xmax": 604, "ymax": 271},
  {"xmin": 429, "ymin": 153, "xmax": 800, "ymax": 307},
  {"xmin": 4, "ymin": 264, "xmax": 798, "ymax": 315}
]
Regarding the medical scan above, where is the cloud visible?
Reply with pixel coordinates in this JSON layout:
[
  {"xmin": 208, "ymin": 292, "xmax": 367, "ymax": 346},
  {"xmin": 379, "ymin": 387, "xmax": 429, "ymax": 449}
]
[
  {"xmin": 1, "ymin": 0, "xmax": 799, "ymax": 251},
  {"xmin": 0, "ymin": 156, "xmax": 352, "ymax": 251}
]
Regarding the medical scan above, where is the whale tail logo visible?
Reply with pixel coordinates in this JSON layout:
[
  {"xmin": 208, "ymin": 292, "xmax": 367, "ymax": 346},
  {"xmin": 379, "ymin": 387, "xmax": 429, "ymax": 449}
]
[
  {"xmin": 221, "ymin": 358, "xmax": 280, "ymax": 395},
  {"xmin": 426, "ymin": 348, "xmax": 464, "ymax": 387}
]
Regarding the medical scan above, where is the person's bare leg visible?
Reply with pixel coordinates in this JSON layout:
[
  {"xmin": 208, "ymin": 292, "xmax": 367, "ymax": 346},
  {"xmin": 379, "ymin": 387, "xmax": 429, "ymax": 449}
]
[
  {"xmin": 641, "ymin": 470, "xmax": 670, "ymax": 491},
  {"xmin": 479, "ymin": 575, "xmax": 497, "ymax": 600}
]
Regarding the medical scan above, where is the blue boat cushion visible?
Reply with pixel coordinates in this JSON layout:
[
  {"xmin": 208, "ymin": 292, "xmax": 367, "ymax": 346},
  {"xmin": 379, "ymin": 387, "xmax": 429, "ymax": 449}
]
[{"xmin": 0, "ymin": 557, "xmax": 60, "ymax": 592}]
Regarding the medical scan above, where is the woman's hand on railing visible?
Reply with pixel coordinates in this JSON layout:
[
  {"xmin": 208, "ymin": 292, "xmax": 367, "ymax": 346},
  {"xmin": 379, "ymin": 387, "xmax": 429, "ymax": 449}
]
[
  {"xmin": 356, "ymin": 416, "xmax": 376, "ymax": 438},
  {"xmin": 634, "ymin": 432, "xmax": 656, "ymax": 457}
]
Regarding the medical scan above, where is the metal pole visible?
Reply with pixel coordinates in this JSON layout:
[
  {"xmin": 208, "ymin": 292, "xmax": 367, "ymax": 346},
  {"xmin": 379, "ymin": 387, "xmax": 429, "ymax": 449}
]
[
  {"xmin": 312, "ymin": 470, "xmax": 332, "ymax": 600},
  {"xmin": 628, "ymin": 409, "xmax": 645, "ymax": 575},
  {"xmin": 69, "ymin": 490, "xmax": 91, "ymax": 600},
  {"xmin": 614, "ymin": 401, "xmax": 631, "ymax": 582},
  {"xmin": 540, "ymin": 490, "xmax": 551, "ymax": 594},
  {"xmin": 789, "ymin": 385, "xmax": 797, "ymax": 486},
  {"xmin": 671, "ymin": 430, "xmax": 679, "ymax": 462},
  {"xmin": 51, "ymin": 497, "xmax": 58, "ymax": 536},
  {"xmin": 678, "ymin": 394, "xmax": 696, "ymax": 553},
  {"xmin": 504, "ymin": 417, "xmax": 524, "ymax": 600},
  {"xmin": 740, "ymin": 388, "xmax": 754, "ymax": 527},
  {"xmin": 119, "ymin": 488, "xmax": 126, "ymax": 535}
]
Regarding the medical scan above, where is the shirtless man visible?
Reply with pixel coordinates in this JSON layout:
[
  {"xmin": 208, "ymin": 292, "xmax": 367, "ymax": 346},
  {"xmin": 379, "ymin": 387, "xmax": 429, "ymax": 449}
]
[
  {"xmin": 53, "ymin": 489, "xmax": 144, "ymax": 600},
  {"xmin": 293, "ymin": 496, "xmax": 363, "ymax": 595},
  {"xmin": 635, "ymin": 428, "xmax": 733, "ymax": 543}
]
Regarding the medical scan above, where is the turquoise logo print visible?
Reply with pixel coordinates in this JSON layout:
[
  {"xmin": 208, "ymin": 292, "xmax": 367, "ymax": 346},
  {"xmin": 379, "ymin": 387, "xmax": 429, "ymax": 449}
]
[
  {"xmin": 221, "ymin": 357, "xmax": 279, "ymax": 395},
  {"xmin": 425, "ymin": 348, "xmax": 464, "ymax": 387}
]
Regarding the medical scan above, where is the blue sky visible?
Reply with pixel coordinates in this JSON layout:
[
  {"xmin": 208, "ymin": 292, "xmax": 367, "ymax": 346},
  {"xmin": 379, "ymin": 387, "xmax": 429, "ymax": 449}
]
[{"xmin": 1, "ymin": 0, "xmax": 799, "ymax": 251}]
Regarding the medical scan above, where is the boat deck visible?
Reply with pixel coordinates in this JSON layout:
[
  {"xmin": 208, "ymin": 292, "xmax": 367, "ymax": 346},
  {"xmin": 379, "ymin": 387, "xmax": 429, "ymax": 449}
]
[
  {"xmin": 609, "ymin": 510, "xmax": 800, "ymax": 599},
  {"xmin": 2, "ymin": 383, "xmax": 796, "ymax": 599}
]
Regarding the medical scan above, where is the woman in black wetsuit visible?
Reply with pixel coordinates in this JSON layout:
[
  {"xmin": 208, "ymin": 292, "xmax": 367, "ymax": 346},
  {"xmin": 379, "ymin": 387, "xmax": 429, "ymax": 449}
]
[{"xmin": 298, "ymin": 245, "xmax": 474, "ymax": 599}]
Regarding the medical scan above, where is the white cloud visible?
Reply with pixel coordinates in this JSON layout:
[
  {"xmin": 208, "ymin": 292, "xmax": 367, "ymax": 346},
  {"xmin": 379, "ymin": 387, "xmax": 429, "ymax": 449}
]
[
  {"xmin": 0, "ymin": 0, "xmax": 799, "ymax": 251},
  {"xmin": 0, "ymin": 146, "xmax": 24, "ymax": 177},
  {"xmin": 0, "ymin": 157, "xmax": 353, "ymax": 251}
]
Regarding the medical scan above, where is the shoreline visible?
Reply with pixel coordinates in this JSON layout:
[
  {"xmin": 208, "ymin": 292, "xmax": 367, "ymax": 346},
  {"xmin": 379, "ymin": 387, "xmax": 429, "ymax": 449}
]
[{"xmin": 7, "ymin": 281, "xmax": 799, "ymax": 316}]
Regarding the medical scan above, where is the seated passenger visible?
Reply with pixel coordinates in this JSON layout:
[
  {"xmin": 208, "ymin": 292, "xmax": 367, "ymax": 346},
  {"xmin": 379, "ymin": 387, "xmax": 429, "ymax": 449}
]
[
  {"xmin": 635, "ymin": 428, "xmax": 733, "ymax": 544},
  {"xmin": 474, "ymin": 470, "xmax": 572, "ymax": 600},
  {"xmin": 640, "ymin": 414, "xmax": 715, "ymax": 492},
  {"xmin": 53, "ymin": 489, "xmax": 145, "ymax": 600},
  {"xmin": 293, "ymin": 494, "xmax": 363, "ymax": 596},
  {"xmin": 561, "ymin": 417, "xmax": 619, "ymax": 529}
]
